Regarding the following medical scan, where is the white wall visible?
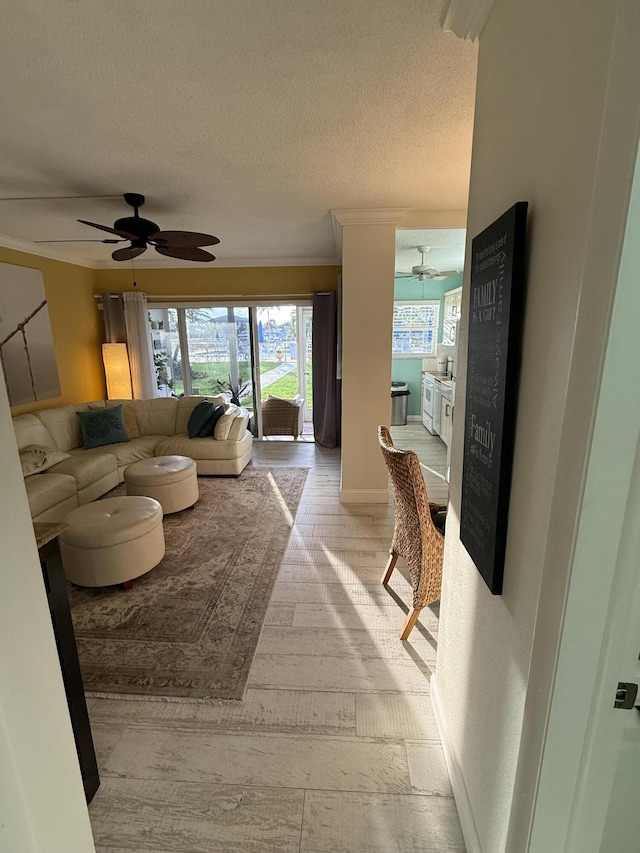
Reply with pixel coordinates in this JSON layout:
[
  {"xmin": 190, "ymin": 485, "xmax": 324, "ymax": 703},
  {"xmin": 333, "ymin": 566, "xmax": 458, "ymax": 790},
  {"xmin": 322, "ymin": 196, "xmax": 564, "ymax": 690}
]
[
  {"xmin": 0, "ymin": 380, "xmax": 95, "ymax": 852},
  {"xmin": 433, "ymin": 1, "xmax": 640, "ymax": 851}
]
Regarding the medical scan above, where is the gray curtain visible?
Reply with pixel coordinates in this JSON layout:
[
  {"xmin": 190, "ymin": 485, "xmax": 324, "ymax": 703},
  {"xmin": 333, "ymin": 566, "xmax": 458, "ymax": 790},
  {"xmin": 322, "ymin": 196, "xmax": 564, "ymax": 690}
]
[
  {"xmin": 312, "ymin": 290, "xmax": 341, "ymax": 448},
  {"xmin": 101, "ymin": 293, "xmax": 127, "ymax": 343}
]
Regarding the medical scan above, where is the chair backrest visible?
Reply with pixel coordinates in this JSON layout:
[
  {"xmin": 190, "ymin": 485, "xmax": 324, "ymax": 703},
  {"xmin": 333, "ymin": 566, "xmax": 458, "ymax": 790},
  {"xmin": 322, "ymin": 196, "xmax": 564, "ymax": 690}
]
[
  {"xmin": 378, "ymin": 425, "xmax": 445, "ymax": 611},
  {"xmin": 378, "ymin": 424, "xmax": 431, "ymax": 540}
]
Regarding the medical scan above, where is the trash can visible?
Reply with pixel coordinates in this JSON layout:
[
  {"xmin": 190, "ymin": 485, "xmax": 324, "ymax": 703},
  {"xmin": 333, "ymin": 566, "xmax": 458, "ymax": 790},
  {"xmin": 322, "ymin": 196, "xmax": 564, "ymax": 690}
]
[{"xmin": 390, "ymin": 381, "xmax": 410, "ymax": 426}]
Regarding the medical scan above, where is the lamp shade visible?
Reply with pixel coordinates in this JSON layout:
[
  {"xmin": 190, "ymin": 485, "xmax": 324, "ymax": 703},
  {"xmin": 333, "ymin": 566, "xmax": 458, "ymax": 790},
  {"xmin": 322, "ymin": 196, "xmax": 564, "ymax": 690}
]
[{"xmin": 102, "ymin": 343, "xmax": 133, "ymax": 400}]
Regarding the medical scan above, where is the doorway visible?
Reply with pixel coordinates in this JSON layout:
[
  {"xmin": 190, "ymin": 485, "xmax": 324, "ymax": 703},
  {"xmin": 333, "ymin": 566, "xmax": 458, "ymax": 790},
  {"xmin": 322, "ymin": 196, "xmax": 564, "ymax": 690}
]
[{"xmin": 255, "ymin": 306, "xmax": 312, "ymax": 416}]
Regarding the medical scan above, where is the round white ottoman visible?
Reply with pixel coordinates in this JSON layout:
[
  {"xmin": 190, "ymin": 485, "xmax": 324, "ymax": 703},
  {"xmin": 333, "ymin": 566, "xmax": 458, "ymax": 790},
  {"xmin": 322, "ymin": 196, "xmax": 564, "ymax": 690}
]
[
  {"xmin": 60, "ymin": 496, "xmax": 165, "ymax": 587},
  {"xmin": 124, "ymin": 455, "xmax": 199, "ymax": 515}
]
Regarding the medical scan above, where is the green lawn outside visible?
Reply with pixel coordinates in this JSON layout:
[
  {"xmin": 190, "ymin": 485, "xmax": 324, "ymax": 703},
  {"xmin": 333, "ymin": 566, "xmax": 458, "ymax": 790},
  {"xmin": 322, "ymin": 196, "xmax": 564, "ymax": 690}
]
[
  {"xmin": 167, "ymin": 359, "xmax": 311, "ymax": 410},
  {"xmin": 264, "ymin": 371, "xmax": 312, "ymax": 403}
]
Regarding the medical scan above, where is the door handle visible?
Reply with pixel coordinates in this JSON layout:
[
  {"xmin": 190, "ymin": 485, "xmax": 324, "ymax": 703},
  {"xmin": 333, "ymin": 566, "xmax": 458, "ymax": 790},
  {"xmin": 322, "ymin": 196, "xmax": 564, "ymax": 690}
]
[{"xmin": 614, "ymin": 682, "xmax": 639, "ymax": 709}]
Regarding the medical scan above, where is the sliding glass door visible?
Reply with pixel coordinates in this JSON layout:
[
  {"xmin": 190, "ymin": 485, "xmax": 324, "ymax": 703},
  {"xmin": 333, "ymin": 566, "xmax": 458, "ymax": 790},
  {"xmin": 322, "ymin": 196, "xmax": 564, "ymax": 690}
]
[{"xmin": 148, "ymin": 301, "xmax": 312, "ymax": 437}]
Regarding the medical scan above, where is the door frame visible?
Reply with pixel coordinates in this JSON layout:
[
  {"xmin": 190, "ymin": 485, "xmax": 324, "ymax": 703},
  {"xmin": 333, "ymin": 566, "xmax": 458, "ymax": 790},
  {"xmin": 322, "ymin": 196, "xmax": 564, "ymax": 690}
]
[
  {"xmin": 527, "ymin": 94, "xmax": 640, "ymax": 851},
  {"xmin": 251, "ymin": 300, "xmax": 312, "ymax": 439},
  {"xmin": 297, "ymin": 305, "xmax": 313, "ymax": 422}
]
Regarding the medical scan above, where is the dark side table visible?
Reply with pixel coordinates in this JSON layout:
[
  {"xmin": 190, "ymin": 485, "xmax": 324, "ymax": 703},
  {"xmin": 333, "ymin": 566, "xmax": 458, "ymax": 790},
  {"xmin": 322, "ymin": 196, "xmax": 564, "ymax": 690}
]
[{"xmin": 34, "ymin": 521, "xmax": 100, "ymax": 804}]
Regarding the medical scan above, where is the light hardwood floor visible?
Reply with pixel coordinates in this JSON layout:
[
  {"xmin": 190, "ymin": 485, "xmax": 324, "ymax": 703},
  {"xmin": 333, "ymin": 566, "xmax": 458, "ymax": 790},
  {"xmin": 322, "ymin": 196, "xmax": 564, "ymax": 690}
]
[{"xmin": 87, "ymin": 436, "xmax": 464, "ymax": 853}]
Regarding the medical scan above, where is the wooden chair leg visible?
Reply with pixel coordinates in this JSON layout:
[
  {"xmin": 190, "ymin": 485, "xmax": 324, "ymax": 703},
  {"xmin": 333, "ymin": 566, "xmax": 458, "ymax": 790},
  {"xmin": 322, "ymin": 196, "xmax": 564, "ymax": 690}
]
[
  {"xmin": 400, "ymin": 607, "xmax": 422, "ymax": 640},
  {"xmin": 381, "ymin": 551, "xmax": 398, "ymax": 585}
]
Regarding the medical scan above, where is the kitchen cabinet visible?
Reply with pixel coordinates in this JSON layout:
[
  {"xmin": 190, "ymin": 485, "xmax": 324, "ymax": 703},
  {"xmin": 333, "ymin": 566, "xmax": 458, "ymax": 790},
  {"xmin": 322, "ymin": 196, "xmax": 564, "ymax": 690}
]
[{"xmin": 439, "ymin": 392, "xmax": 453, "ymax": 447}]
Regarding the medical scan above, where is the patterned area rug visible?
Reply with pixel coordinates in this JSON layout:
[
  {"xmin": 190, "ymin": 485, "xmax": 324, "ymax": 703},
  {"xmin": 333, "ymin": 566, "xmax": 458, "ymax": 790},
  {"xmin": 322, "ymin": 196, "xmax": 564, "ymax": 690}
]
[{"xmin": 67, "ymin": 467, "xmax": 308, "ymax": 702}]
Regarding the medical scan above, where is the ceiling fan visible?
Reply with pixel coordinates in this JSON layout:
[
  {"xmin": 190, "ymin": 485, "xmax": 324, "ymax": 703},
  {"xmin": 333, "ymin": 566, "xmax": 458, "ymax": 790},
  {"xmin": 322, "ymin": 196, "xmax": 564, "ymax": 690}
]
[
  {"xmin": 36, "ymin": 193, "xmax": 220, "ymax": 262},
  {"xmin": 395, "ymin": 245, "xmax": 460, "ymax": 281}
]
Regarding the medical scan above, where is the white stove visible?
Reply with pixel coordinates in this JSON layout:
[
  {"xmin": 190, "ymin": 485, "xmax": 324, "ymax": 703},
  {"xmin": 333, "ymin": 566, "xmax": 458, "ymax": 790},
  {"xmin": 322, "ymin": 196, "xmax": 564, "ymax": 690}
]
[{"xmin": 422, "ymin": 373, "xmax": 436, "ymax": 433}]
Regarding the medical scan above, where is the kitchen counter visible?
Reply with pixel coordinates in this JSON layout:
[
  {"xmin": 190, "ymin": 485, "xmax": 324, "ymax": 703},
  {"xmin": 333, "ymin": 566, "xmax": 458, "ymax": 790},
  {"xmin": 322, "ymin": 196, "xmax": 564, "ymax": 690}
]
[{"xmin": 421, "ymin": 370, "xmax": 451, "ymax": 379}]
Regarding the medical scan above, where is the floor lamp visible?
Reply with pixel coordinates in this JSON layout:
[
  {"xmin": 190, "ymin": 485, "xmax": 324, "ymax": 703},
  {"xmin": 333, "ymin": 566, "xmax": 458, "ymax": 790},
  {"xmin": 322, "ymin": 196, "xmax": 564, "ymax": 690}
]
[{"xmin": 102, "ymin": 343, "xmax": 133, "ymax": 400}]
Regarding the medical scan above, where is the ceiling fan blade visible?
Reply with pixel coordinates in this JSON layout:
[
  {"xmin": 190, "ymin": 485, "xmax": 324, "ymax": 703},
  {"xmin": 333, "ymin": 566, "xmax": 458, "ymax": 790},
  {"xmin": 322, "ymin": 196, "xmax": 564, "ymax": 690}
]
[
  {"xmin": 150, "ymin": 230, "xmax": 220, "ymax": 248},
  {"xmin": 155, "ymin": 245, "xmax": 216, "ymax": 262},
  {"xmin": 34, "ymin": 238, "xmax": 125, "ymax": 244},
  {"xmin": 427, "ymin": 269, "xmax": 461, "ymax": 280},
  {"xmin": 112, "ymin": 246, "xmax": 147, "ymax": 261},
  {"xmin": 78, "ymin": 219, "xmax": 138, "ymax": 240}
]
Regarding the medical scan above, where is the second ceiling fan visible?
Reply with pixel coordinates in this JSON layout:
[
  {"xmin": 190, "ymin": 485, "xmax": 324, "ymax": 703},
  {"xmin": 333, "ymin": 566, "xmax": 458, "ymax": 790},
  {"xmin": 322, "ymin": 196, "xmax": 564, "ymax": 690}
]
[
  {"xmin": 76, "ymin": 193, "xmax": 220, "ymax": 262},
  {"xmin": 396, "ymin": 245, "xmax": 460, "ymax": 281}
]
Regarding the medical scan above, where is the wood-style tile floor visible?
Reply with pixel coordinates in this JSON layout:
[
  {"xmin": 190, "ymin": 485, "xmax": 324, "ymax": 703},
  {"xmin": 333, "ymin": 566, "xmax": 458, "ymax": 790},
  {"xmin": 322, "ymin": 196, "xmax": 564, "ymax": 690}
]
[{"xmin": 87, "ymin": 437, "xmax": 464, "ymax": 852}]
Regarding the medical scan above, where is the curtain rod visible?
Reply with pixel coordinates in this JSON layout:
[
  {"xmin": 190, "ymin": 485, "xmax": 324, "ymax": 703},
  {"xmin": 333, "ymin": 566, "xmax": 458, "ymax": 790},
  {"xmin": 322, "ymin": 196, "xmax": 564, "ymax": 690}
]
[{"xmin": 94, "ymin": 292, "xmax": 318, "ymax": 301}]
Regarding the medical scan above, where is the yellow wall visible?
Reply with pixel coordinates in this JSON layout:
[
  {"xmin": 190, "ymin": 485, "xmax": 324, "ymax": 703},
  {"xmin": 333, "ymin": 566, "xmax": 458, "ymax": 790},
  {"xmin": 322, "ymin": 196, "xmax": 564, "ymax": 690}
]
[
  {"xmin": 1, "ymin": 248, "xmax": 105, "ymax": 416},
  {"xmin": 3, "ymin": 254, "xmax": 340, "ymax": 417},
  {"xmin": 94, "ymin": 265, "xmax": 341, "ymax": 299}
]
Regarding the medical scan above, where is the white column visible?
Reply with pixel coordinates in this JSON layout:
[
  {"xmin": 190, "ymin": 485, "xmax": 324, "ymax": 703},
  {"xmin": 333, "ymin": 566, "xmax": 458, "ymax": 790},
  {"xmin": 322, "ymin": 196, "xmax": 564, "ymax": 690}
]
[{"xmin": 333, "ymin": 210, "xmax": 403, "ymax": 503}]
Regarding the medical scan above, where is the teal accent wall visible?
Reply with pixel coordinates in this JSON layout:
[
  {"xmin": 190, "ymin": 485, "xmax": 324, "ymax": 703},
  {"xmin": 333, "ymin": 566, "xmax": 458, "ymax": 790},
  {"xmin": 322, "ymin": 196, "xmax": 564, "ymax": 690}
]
[
  {"xmin": 391, "ymin": 274, "xmax": 463, "ymax": 415},
  {"xmin": 391, "ymin": 358, "xmax": 423, "ymax": 415}
]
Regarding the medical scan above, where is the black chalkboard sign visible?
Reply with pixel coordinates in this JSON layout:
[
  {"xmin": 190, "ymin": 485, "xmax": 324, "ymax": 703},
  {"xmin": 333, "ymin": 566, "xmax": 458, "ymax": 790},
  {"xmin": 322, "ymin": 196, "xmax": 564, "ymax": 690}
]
[{"xmin": 460, "ymin": 202, "xmax": 528, "ymax": 594}]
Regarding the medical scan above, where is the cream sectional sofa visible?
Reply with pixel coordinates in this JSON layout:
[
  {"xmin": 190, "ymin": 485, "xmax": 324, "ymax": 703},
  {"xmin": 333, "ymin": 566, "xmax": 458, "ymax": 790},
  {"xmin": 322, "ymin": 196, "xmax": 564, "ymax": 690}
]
[{"xmin": 13, "ymin": 396, "xmax": 253, "ymax": 522}]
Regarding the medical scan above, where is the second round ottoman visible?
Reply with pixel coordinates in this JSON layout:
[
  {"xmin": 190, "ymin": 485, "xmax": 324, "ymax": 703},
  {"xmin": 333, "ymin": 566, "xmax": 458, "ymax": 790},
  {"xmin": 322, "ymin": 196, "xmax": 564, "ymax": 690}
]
[
  {"xmin": 124, "ymin": 455, "xmax": 199, "ymax": 514},
  {"xmin": 60, "ymin": 496, "xmax": 165, "ymax": 587}
]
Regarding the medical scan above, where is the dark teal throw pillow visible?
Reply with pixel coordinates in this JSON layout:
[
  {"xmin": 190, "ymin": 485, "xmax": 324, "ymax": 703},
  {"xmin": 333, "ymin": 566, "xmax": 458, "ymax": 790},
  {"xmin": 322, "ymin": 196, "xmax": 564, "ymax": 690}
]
[
  {"xmin": 77, "ymin": 406, "xmax": 130, "ymax": 449},
  {"xmin": 187, "ymin": 401, "xmax": 215, "ymax": 438},
  {"xmin": 198, "ymin": 405, "xmax": 225, "ymax": 437}
]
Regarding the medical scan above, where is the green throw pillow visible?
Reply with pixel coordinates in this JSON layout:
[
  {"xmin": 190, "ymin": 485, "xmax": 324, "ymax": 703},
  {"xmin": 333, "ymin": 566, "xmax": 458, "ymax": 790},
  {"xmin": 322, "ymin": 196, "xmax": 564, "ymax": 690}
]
[
  {"xmin": 198, "ymin": 405, "xmax": 225, "ymax": 437},
  {"xmin": 77, "ymin": 405, "xmax": 131, "ymax": 449},
  {"xmin": 187, "ymin": 400, "xmax": 215, "ymax": 438}
]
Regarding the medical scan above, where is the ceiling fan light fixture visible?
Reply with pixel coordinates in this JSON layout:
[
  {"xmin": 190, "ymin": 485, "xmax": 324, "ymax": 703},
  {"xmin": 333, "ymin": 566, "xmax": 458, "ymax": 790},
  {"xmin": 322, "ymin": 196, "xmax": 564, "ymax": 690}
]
[{"xmin": 76, "ymin": 193, "xmax": 220, "ymax": 263}]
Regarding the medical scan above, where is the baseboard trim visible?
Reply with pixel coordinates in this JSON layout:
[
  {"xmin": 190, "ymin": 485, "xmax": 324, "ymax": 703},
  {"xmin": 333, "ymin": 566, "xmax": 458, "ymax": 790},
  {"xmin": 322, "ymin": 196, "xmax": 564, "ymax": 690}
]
[
  {"xmin": 339, "ymin": 488, "xmax": 389, "ymax": 504},
  {"xmin": 431, "ymin": 676, "xmax": 483, "ymax": 853},
  {"xmin": 407, "ymin": 415, "xmax": 423, "ymax": 422}
]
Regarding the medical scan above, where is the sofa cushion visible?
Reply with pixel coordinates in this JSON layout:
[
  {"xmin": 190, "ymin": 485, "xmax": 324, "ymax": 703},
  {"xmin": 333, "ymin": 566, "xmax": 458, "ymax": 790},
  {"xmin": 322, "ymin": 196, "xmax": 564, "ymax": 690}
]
[
  {"xmin": 226, "ymin": 407, "xmax": 251, "ymax": 441},
  {"xmin": 154, "ymin": 432, "xmax": 252, "ymax": 461},
  {"xmin": 23, "ymin": 472, "xmax": 77, "ymax": 518},
  {"xmin": 48, "ymin": 451, "xmax": 117, "ymax": 491},
  {"xmin": 175, "ymin": 395, "xmax": 229, "ymax": 435},
  {"xmin": 77, "ymin": 406, "xmax": 130, "ymax": 449},
  {"xmin": 77, "ymin": 435, "xmax": 168, "ymax": 468},
  {"xmin": 214, "ymin": 404, "xmax": 242, "ymax": 440},
  {"xmin": 12, "ymin": 414, "xmax": 57, "ymax": 451},
  {"xmin": 127, "ymin": 398, "xmax": 178, "ymax": 436},
  {"xmin": 19, "ymin": 445, "xmax": 71, "ymax": 477},
  {"xmin": 36, "ymin": 405, "xmax": 92, "ymax": 451}
]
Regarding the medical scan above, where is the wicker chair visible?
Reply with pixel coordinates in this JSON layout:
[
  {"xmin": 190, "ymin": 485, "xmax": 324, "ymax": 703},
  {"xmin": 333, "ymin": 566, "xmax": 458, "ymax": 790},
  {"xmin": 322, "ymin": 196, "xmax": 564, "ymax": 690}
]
[
  {"xmin": 262, "ymin": 395, "xmax": 304, "ymax": 438},
  {"xmin": 378, "ymin": 425, "xmax": 446, "ymax": 639}
]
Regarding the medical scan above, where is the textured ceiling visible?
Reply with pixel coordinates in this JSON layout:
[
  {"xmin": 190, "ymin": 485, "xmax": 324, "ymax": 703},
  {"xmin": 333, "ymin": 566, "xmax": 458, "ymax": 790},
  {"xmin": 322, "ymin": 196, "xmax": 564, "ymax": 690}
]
[
  {"xmin": 396, "ymin": 227, "xmax": 466, "ymax": 274},
  {"xmin": 0, "ymin": 1, "xmax": 477, "ymax": 268}
]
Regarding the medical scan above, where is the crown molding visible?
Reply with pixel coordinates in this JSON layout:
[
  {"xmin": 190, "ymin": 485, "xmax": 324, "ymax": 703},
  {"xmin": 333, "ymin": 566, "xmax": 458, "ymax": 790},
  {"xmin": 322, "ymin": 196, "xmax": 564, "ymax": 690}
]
[
  {"xmin": 440, "ymin": 0, "xmax": 497, "ymax": 41},
  {"xmin": 330, "ymin": 208, "xmax": 410, "ymax": 227},
  {"xmin": 0, "ymin": 232, "xmax": 339, "ymax": 271},
  {"xmin": 0, "ymin": 231, "xmax": 96, "ymax": 267},
  {"xmin": 92, "ymin": 256, "xmax": 340, "ymax": 270},
  {"xmin": 330, "ymin": 208, "xmax": 411, "ymax": 257}
]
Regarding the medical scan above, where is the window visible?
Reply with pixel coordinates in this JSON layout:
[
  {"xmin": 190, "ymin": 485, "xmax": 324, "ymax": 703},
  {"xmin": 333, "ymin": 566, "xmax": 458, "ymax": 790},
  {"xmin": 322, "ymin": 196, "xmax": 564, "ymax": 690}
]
[
  {"xmin": 392, "ymin": 301, "xmax": 440, "ymax": 356},
  {"xmin": 442, "ymin": 287, "xmax": 462, "ymax": 347},
  {"xmin": 148, "ymin": 306, "xmax": 252, "ymax": 405}
]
